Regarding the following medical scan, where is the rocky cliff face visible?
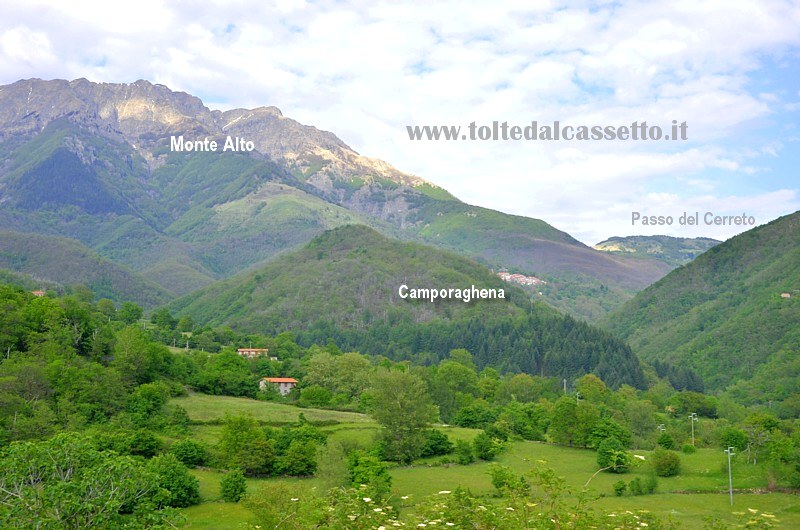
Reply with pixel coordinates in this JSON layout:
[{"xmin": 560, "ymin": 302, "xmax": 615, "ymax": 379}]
[{"xmin": 0, "ymin": 78, "xmax": 430, "ymax": 195}]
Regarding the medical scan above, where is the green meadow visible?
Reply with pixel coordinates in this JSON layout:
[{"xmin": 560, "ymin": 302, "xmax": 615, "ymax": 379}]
[{"xmin": 174, "ymin": 394, "xmax": 800, "ymax": 529}]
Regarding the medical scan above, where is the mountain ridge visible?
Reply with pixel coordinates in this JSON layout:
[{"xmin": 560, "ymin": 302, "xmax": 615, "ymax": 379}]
[
  {"xmin": 170, "ymin": 224, "xmax": 647, "ymax": 388},
  {"xmin": 603, "ymin": 211, "xmax": 800, "ymax": 403},
  {"xmin": 593, "ymin": 235, "xmax": 721, "ymax": 268},
  {"xmin": 0, "ymin": 77, "xmax": 674, "ymax": 318}
]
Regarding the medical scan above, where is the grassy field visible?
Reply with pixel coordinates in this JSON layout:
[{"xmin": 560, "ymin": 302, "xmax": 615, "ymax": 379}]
[
  {"xmin": 170, "ymin": 393, "xmax": 371, "ymax": 424},
  {"xmin": 176, "ymin": 394, "xmax": 800, "ymax": 529},
  {"xmin": 393, "ymin": 442, "xmax": 800, "ymax": 528}
]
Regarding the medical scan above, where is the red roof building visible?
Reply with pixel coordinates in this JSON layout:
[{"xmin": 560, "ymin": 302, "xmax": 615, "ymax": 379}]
[{"xmin": 259, "ymin": 377, "xmax": 298, "ymax": 396}]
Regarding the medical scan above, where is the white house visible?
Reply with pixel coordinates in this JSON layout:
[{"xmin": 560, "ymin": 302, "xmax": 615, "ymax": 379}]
[{"xmin": 259, "ymin": 377, "xmax": 298, "ymax": 396}]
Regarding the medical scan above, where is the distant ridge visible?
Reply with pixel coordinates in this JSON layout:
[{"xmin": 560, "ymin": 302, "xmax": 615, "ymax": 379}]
[
  {"xmin": 0, "ymin": 230, "xmax": 171, "ymax": 307},
  {"xmin": 593, "ymin": 235, "xmax": 721, "ymax": 268},
  {"xmin": 604, "ymin": 211, "xmax": 800, "ymax": 407}
]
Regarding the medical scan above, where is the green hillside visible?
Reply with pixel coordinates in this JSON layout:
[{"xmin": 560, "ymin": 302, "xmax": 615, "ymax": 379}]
[
  {"xmin": 170, "ymin": 224, "xmax": 523, "ymax": 331},
  {"xmin": 409, "ymin": 202, "xmax": 673, "ymax": 321},
  {"xmin": 604, "ymin": 211, "xmax": 800, "ymax": 402},
  {"xmin": 0, "ymin": 122, "xmax": 388, "ymax": 296},
  {"xmin": 593, "ymin": 235, "xmax": 721, "ymax": 267},
  {"xmin": 0, "ymin": 230, "xmax": 171, "ymax": 307},
  {"xmin": 171, "ymin": 225, "xmax": 646, "ymax": 388}
]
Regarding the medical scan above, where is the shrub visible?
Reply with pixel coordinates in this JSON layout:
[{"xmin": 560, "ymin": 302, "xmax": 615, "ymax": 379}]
[
  {"xmin": 455, "ymin": 439, "xmax": 475, "ymax": 465},
  {"xmin": 596, "ymin": 437, "xmax": 629, "ymax": 473},
  {"xmin": 589, "ymin": 419, "xmax": 632, "ymax": 449},
  {"xmin": 275, "ymin": 440, "xmax": 317, "ymax": 476},
  {"xmin": 473, "ymin": 431, "xmax": 502, "ymax": 461},
  {"xmin": 220, "ymin": 469, "xmax": 247, "ymax": 502},
  {"xmin": 348, "ymin": 451, "xmax": 391, "ymax": 500},
  {"xmin": 656, "ymin": 432, "xmax": 674, "ymax": 449},
  {"xmin": 720, "ymin": 427, "xmax": 748, "ymax": 452},
  {"xmin": 613, "ymin": 479, "xmax": 627, "ymax": 496},
  {"xmin": 681, "ymin": 443, "xmax": 697, "ymax": 454},
  {"xmin": 484, "ymin": 422, "xmax": 510, "ymax": 442},
  {"xmin": 420, "ymin": 429, "xmax": 454, "ymax": 457},
  {"xmin": 489, "ymin": 464, "xmax": 528, "ymax": 494},
  {"xmin": 652, "ymin": 448, "xmax": 681, "ymax": 477},
  {"xmin": 453, "ymin": 403, "xmax": 497, "ymax": 429},
  {"xmin": 643, "ymin": 473, "xmax": 658, "ymax": 494},
  {"xmin": 147, "ymin": 453, "xmax": 200, "ymax": 508},
  {"xmin": 129, "ymin": 429, "xmax": 163, "ymax": 458},
  {"xmin": 299, "ymin": 385, "xmax": 331, "ymax": 408},
  {"xmin": 170, "ymin": 439, "xmax": 208, "ymax": 467}
]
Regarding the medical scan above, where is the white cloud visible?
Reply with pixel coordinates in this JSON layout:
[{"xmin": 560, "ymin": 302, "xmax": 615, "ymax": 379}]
[{"xmin": 1, "ymin": 26, "xmax": 55, "ymax": 64}]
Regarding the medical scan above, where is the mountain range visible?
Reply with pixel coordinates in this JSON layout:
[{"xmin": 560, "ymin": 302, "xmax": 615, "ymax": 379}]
[
  {"xmin": 593, "ymin": 235, "xmax": 721, "ymax": 268},
  {"xmin": 2, "ymin": 77, "xmax": 797, "ymax": 401},
  {"xmin": 169, "ymin": 224, "xmax": 646, "ymax": 388},
  {"xmin": 604, "ymin": 211, "xmax": 800, "ymax": 409},
  {"xmin": 0, "ymin": 78, "xmax": 673, "ymax": 319}
]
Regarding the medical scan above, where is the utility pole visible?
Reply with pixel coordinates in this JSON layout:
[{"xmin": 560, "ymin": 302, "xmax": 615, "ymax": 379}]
[
  {"xmin": 689, "ymin": 413, "xmax": 698, "ymax": 446},
  {"xmin": 563, "ymin": 379, "xmax": 567, "ymax": 395},
  {"xmin": 576, "ymin": 391, "xmax": 581, "ymax": 405},
  {"xmin": 725, "ymin": 446, "xmax": 735, "ymax": 505}
]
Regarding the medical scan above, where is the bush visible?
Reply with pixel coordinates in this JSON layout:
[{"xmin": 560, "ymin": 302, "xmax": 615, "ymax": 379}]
[
  {"xmin": 420, "ymin": 430, "xmax": 454, "ymax": 457},
  {"xmin": 613, "ymin": 479, "xmax": 627, "ymax": 496},
  {"xmin": 596, "ymin": 437, "xmax": 629, "ymax": 473},
  {"xmin": 348, "ymin": 451, "xmax": 391, "ymax": 500},
  {"xmin": 453, "ymin": 403, "xmax": 497, "ymax": 429},
  {"xmin": 170, "ymin": 439, "xmax": 208, "ymax": 467},
  {"xmin": 656, "ymin": 432, "xmax": 674, "ymax": 449},
  {"xmin": 643, "ymin": 473, "xmax": 658, "ymax": 494},
  {"xmin": 129, "ymin": 429, "xmax": 163, "ymax": 458},
  {"xmin": 275, "ymin": 440, "xmax": 318, "ymax": 476},
  {"xmin": 589, "ymin": 419, "xmax": 632, "ymax": 449},
  {"xmin": 299, "ymin": 385, "xmax": 332, "ymax": 408},
  {"xmin": 489, "ymin": 464, "xmax": 528, "ymax": 494},
  {"xmin": 681, "ymin": 443, "xmax": 697, "ymax": 454},
  {"xmin": 720, "ymin": 427, "xmax": 748, "ymax": 452},
  {"xmin": 455, "ymin": 439, "xmax": 475, "ymax": 465},
  {"xmin": 473, "ymin": 431, "xmax": 502, "ymax": 461},
  {"xmin": 147, "ymin": 453, "xmax": 200, "ymax": 508},
  {"xmin": 652, "ymin": 448, "xmax": 681, "ymax": 477},
  {"xmin": 484, "ymin": 422, "xmax": 510, "ymax": 442},
  {"xmin": 220, "ymin": 469, "xmax": 247, "ymax": 502}
]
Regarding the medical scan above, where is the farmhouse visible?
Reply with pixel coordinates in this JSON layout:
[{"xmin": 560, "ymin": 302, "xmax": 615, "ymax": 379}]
[
  {"xmin": 260, "ymin": 377, "xmax": 298, "ymax": 396},
  {"xmin": 237, "ymin": 348, "xmax": 270, "ymax": 359}
]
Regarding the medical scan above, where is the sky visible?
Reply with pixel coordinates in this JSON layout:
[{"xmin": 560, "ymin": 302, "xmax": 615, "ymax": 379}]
[{"xmin": 1, "ymin": 0, "xmax": 799, "ymax": 244}]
